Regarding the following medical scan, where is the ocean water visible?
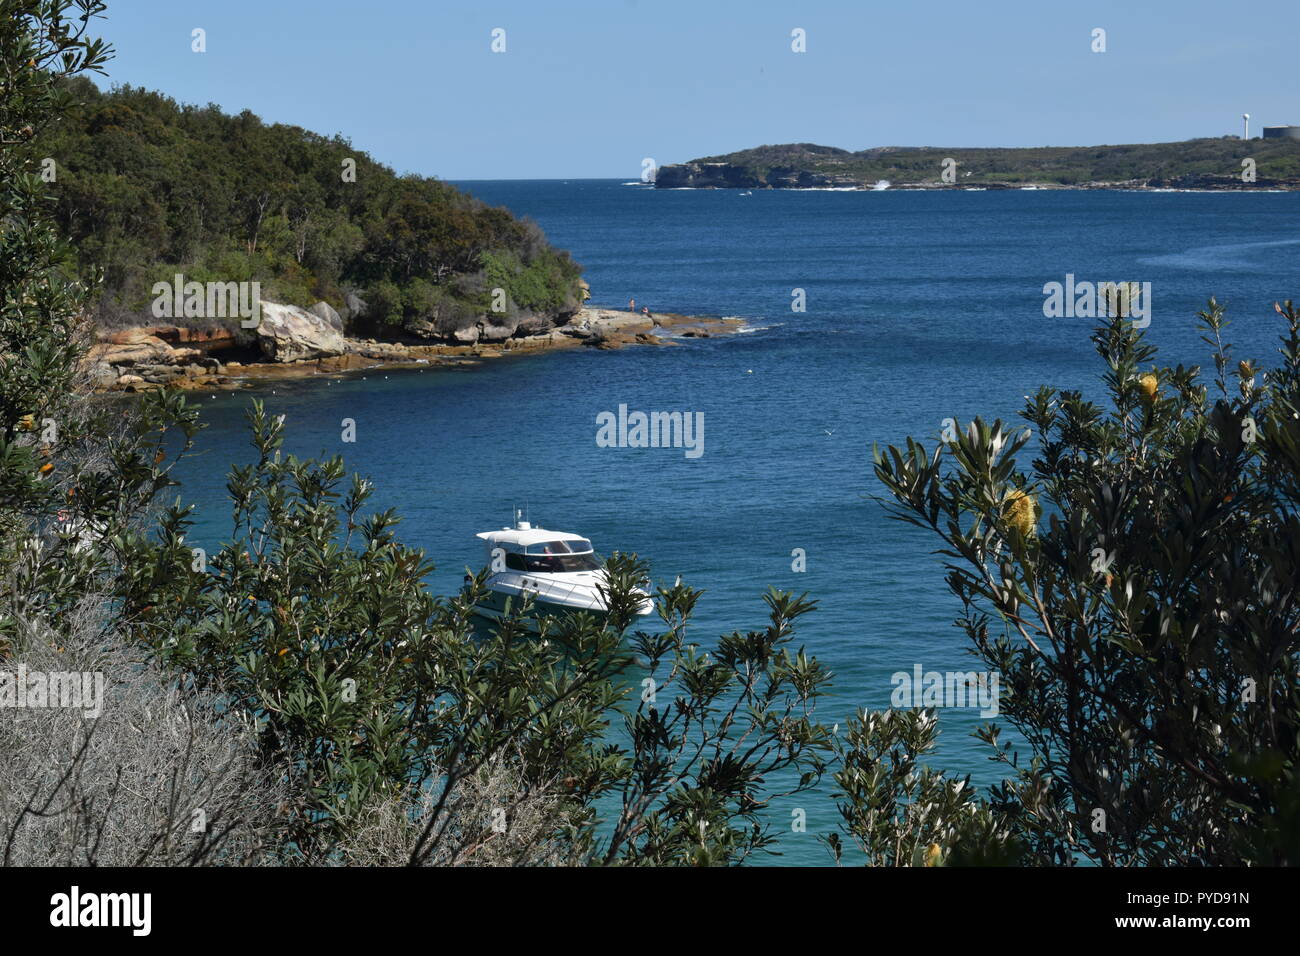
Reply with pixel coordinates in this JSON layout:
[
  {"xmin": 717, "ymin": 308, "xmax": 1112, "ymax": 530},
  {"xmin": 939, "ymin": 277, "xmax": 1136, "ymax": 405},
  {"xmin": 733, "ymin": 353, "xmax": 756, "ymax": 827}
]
[{"xmin": 172, "ymin": 182, "xmax": 1300, "ymax": 864}]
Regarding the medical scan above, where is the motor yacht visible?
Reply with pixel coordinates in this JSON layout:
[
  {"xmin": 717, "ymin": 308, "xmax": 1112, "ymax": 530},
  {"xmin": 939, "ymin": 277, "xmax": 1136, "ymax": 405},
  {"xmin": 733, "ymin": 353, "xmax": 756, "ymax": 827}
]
[{"xmin": 467, "ymin": 517, "xmax": 654, "ymax": 629}]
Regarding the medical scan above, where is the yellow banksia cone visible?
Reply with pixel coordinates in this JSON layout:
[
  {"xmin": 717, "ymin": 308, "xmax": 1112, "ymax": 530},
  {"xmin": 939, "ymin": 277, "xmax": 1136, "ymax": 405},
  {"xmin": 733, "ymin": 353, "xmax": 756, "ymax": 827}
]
[
  {"xmin": 1137, "ymin": 373, "xmax": 1159, "ymax": 404},
  {"xmin": 1006, "ymin": 489, "xmax": 1037, "ymax": 536},
  {"xmin": 18, "ymin": 414, "xmax": 36, "ymax": 431},
  {"xmin": 38, "ymin": 462, "xmax": 54, "ymax": 475},
  {"xmin": 925, "ymin": 843, "xmax": 943, "ymax": 867}
]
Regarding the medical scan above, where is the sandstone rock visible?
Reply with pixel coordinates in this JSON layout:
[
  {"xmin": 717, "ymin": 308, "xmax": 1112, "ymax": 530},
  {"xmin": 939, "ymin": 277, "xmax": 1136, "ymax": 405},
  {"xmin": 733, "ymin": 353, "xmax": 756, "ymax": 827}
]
[
  {"xmin": 317, "ymin": 353, "xmax": 373, "ymax": 372},
  {"xmin": 105, "ymin": 327, "xmax": 158, "ymax": 346},
  {"xmin": 149, "ymin": 325, "xmax": 238, "ymax": 347},
  {"xmin": 573, "ymin": 308, "xmax": 653, "ymax": 336},
  {"xmin": 309, "ymin": 301, "xmax": 344, "ymax": 333},
  {"xmin": 86, "ymin": 363, "xmax": 119, "ymax": 387},
  {"xmin": 403, "ymin": 318, "xmax": 438, "ymax": 339},
  {"xmin": 479, "ymin": 316, "xmax": 522, "ymax": 342},
  {"xmin": 89, "ymin": 329, "xmax": 174, "ymax": 367},
  {"xmin": 86, "ymin": 328, "xmax": 206, "ymax": 372},
  {"xmin": 514, "ymin": 312, "xmax": 557, "ymax": 337},
  {"xmin": 255, "ymin": 301, "xmax": 346, "ymax": 362},
  {"xmin": 586, "ymin": 332, "xmax": 634, "ymax": 350},
  {"xmin": 137, "ymin": 364, "xmax": 184, "ymax": 383}
]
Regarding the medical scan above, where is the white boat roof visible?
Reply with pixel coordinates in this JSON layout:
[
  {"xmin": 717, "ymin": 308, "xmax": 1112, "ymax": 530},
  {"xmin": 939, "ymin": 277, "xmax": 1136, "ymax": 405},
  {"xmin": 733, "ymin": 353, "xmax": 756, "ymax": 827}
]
[{"xmin": 476, "ymin": 524, "xmax": 591, "ymax": 548}]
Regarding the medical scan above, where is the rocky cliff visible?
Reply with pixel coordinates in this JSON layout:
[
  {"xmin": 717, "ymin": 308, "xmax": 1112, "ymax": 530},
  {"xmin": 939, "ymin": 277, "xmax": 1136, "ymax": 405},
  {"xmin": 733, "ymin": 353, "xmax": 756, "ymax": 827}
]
[{"xmin": 654, "ymin": 162, "xmax": 858, "ymax": 189}]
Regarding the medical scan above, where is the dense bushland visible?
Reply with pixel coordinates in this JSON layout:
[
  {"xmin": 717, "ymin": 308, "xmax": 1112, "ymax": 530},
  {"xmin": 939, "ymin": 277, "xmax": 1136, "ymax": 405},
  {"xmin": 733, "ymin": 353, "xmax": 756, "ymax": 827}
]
[{"xmin": 35, "ymin": 78, "xmax": 584, "ymax": 334}]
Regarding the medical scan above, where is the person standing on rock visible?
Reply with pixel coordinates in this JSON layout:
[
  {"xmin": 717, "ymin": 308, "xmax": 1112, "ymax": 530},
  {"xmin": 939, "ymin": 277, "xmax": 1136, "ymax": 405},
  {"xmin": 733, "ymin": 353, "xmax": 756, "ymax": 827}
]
[
  {"xmin": 628, "ymin": 297, "xmax": 635, "ymax": 313},
  {"xmin": 642, "ymin": 305, "xmax": 658, "ymax": 327}
]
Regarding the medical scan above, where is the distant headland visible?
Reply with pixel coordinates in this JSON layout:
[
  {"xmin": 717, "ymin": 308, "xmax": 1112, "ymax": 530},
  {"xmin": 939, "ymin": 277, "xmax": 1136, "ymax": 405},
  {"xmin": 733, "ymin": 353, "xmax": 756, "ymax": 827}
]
[{"xmin": 653, "ymin": 138, "xmax": 1300, "ymax": 190}]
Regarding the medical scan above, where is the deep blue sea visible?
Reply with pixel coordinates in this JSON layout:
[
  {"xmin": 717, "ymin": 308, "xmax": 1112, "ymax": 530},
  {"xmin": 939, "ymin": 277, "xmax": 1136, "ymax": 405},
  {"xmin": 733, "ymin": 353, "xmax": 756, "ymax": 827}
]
[{"xmin": 172, "ymin": 181, "xmax": 1300, "ymax": 864}]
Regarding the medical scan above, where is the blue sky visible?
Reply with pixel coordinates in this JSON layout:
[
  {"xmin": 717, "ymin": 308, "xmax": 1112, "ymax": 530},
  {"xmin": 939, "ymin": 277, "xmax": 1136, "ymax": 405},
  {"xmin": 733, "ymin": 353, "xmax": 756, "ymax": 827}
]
[{"xmin": 93, "ymin": 0, "xmax": 1300, "ymax": 179}]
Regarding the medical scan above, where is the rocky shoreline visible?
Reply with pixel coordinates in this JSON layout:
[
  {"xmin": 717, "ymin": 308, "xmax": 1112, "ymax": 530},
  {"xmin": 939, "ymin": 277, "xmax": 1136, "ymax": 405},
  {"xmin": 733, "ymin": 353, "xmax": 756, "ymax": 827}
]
[{"xmin": 83, "ymin": 303, "xmax": 745, "ymax": 393}]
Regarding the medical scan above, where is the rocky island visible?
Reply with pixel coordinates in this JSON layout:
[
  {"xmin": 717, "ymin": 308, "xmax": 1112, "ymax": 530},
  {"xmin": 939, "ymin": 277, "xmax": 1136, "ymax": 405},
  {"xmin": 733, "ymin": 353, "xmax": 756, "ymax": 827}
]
[{"xmin": 655, "ymin": 139, "xmax": 1300, "ymax": 190}]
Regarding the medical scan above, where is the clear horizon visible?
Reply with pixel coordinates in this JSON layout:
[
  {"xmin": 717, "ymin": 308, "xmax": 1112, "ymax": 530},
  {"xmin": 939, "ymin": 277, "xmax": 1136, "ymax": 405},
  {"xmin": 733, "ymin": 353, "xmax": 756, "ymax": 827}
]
[{"xmin": 84, "ymin": 0, "xmax": 1300, "ymax": 179}]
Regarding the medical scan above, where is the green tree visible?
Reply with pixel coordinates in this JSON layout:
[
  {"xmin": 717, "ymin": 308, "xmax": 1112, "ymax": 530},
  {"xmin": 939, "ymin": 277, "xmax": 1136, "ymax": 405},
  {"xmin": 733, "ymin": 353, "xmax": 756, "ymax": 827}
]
[
  {"xmin": 114, "ymin": 402, "xmax": 833, "ymax": 865},
  {"xmin": 869, "ymin": 302, "xmax": 1300, "ymax": 865}
]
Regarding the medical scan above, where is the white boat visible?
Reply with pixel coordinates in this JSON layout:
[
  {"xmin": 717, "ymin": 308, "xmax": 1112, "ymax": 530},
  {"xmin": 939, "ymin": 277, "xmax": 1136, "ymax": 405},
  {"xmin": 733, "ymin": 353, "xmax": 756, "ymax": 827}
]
[{"xmin": 467, "ymin": 518, "xmax": 654, "ymax": 629}]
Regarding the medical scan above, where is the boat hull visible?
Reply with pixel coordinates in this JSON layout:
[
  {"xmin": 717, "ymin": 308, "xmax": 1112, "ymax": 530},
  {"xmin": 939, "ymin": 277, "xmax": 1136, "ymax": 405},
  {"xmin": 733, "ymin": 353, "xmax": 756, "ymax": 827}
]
[{"xmin": 467, "ymin": 583, "xmax": 650, "ymax": 632}]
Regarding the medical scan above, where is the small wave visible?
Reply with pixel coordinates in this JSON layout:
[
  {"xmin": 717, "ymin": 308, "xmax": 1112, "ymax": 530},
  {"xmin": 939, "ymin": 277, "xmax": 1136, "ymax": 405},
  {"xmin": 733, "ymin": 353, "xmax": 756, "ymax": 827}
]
[
  {"xmin": 1139, "ymin": 237, "xmax": 1300, "ymax": 271},
  {"xmin": 1140, "ymin": 188, "xmax": 1288, "ymax": 194}
]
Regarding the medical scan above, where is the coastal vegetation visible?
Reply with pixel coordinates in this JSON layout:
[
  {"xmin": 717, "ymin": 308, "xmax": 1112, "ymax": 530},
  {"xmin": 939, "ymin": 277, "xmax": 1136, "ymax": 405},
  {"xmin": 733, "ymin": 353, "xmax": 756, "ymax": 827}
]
[
  {"xmin": 656, "ymin": 139, "xmax": 1300, "ymax": 189},
  {"xmin": 3, "ymin": 1, "xmax": 1298, "ymax": 867},
  {"xmin": 871, "ymin": 301, "xmax": 1300, "ymax": 864},
  {"xmin": 34, "ymin": 77, "xmax": 584, "ymax": 337}
]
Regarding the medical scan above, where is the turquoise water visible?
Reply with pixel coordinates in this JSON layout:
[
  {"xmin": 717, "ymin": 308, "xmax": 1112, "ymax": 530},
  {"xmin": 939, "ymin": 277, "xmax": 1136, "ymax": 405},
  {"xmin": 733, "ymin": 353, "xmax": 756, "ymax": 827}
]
[{"xmin": 172, "ymin": 182, "xmax": 1300, "ymax": 864}]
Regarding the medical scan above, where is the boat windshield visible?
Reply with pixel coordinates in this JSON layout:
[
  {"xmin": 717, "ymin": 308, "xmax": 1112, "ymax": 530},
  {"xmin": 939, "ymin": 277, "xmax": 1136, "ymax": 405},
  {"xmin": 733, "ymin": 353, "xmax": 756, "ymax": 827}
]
[
  {"xmin": 519, "ymin": 551, "xmax": 601, "ymax": 573},
  {"xmin": 501, "ymin": 539, "xmax": 600, "ymax": 573},
  {"xmin": 523, "ymin": 539, "xmax": 593, "ymax": 555}
]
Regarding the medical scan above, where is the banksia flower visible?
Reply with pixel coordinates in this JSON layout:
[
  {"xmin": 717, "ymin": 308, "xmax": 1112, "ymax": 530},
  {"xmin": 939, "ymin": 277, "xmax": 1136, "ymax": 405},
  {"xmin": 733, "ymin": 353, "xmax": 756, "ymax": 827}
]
[
  {"xmin": 1137, "ymin": 373, "xmax": 1159, "ymax": 404},
  {"xmin": 17, "ymin": 414, "xmax": 35, "ymax": 431},
  {"xmin": 924, "ymin": 843, "xmax": 943, "ymax": 867},
  {"xmin": 38, "ymin": 462, "xmax": 54, "ymax": 475},
  {"xmin": 1006, "ymin": 489, "xmax": 1038, "ymax": 537}
]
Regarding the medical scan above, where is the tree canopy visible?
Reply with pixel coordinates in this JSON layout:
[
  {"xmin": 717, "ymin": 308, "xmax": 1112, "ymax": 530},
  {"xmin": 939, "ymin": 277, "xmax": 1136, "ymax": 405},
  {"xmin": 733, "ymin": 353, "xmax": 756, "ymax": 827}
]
[{"xmin": 37, "ymin": 79, "xmax": 583, "ymax": 334}]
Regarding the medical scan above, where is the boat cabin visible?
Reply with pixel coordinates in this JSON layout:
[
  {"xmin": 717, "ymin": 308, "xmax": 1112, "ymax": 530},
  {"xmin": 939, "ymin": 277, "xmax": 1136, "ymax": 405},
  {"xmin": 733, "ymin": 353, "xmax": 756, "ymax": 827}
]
[{"xmin": 476, "ymin": 522, "xmax": 602, "ymax": 573}]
